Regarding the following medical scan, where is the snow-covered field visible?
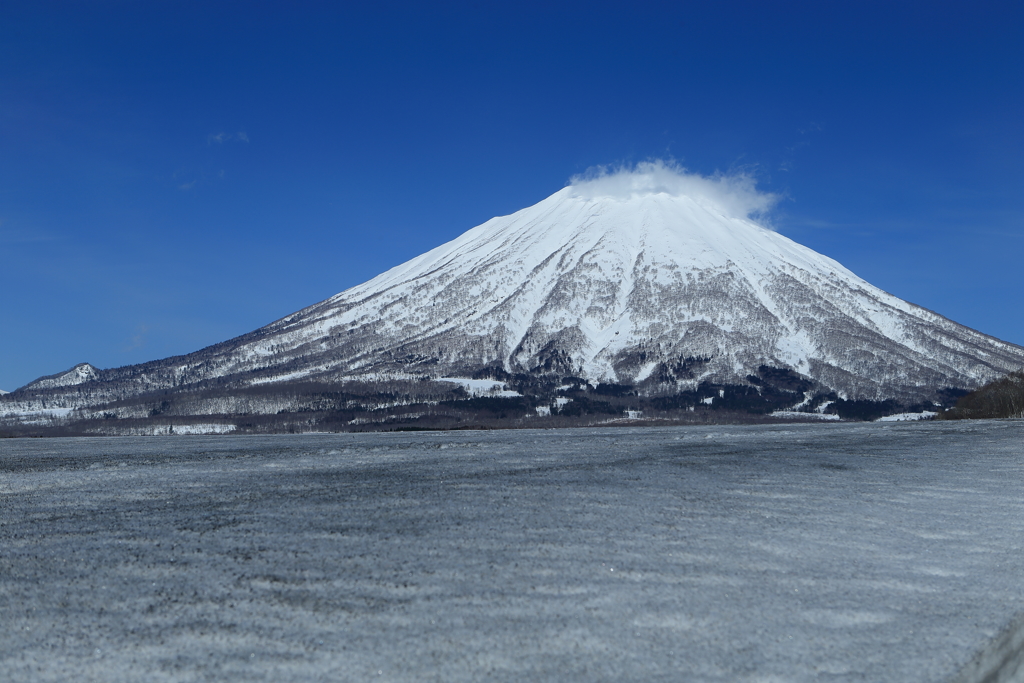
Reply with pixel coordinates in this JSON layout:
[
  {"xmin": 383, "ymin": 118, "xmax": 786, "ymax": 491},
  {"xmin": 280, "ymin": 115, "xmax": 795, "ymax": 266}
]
[
  {"xmin": 83, "ymin": 423, "xmax": 238, "ymax": 435},
  {"xmin": 1, "ymin": 421, "xmax": 1022, "ymax": 682},
  {"xmin": 877, "ymin": 411, "xmax": 939, "ymax": 422},
  {"xmin": 436, "ymin": 377, "xmax": 522, "ymax": 397}
]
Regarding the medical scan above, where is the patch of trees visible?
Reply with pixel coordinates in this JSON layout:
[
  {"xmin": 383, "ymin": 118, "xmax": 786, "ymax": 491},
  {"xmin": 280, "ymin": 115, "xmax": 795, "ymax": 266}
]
[
  {"xmin": 440, "ymin": 396, "xmax": 534, "ymax": 420},
  {"xmin": 654, "ymin": 356, "xmax": 712, "ymax": 384},
  {"xmin": 799, "ymin": 391, "xmax": 943, "ymax": 421},
  {"xmin": 553, "ymin": 396, "xmax": 619, "ymax": 417},
  {"xmin": 592, "ymin": 383, "xmax": 636, "ymax": 397},
  {"xmin": 824, "ymin": 397, "xmax": 901, "ymax": 421},
  {"xmin": 940, "ymin": 371, "xmax": 1024, "ymax": 420},
  {"xmin": 648, "ymin": 381, "xmax": 800, "ymax": 415},
  {"xmin": 750, "ymin": 365, "xmax": 813, "ymax": 393}
]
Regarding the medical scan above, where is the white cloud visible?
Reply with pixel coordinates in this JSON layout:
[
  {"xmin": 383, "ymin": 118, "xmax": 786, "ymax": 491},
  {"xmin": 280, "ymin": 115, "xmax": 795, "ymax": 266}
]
[
  {"xmin": 568, "ymin": 159, "xmax": 778, "ymax": 220},
  {"xmin": 124, "ymin": 324, "xmax": 149, "ymax": 352},
  {"xmin": 237, "ymin": 131, "xmax": 249, "ymax": 142}
]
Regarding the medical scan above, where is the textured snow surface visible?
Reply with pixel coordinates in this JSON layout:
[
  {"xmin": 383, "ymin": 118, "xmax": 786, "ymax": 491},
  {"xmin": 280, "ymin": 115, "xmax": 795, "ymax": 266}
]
[{"xmin": 1, "ymin": 421, "xmax": 1023, "ymax": 682}]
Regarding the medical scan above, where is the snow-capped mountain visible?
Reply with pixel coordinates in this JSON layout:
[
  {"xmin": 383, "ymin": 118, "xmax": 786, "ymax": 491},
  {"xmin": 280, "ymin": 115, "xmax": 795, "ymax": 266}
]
[{"xmin": 7, "ymin": 164, "xmax": 1024, "ymax": 415}]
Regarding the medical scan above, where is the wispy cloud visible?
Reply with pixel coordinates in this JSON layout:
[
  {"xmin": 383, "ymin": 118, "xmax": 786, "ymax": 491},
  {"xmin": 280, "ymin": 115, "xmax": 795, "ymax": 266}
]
[
  {"xmin": 124, "ymin": 324, "xmax": 149, "ymax": 352},
  {"xmin": 207, "ymin": 131, "xmax": 249, "ymax": 144},
  {"xmin": 178, "ymin": 180, "xmax": 196, "ymax": 191}
]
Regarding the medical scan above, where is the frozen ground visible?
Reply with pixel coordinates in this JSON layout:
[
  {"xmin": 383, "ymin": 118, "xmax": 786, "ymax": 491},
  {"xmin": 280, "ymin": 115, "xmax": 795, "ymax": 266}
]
[{"xmin": 1, "ymin": 421, "xmax": 1023, "ymax": 682}]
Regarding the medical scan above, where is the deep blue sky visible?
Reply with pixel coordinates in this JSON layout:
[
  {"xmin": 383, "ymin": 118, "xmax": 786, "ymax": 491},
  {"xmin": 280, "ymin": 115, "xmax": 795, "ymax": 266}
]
[{"xmin": 2, "ymin": 1, "xmax": 1022, "ymax": 391}]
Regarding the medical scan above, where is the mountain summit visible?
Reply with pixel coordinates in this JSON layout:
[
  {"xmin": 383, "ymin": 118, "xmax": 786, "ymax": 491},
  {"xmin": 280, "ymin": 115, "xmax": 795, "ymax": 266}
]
[{"xmin": 4, "ymin": 164, "xmax": 1024, "ymax": 430}]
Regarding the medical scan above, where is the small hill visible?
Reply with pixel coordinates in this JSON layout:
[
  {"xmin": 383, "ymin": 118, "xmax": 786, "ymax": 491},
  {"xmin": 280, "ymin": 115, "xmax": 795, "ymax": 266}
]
[
  {"xmin": 940, "ymin": 371, "xmax": 1024, "ymax": 420},
  {"xmin": 23, "ymin": 363, "xmax": 100, "ymax": 390}
]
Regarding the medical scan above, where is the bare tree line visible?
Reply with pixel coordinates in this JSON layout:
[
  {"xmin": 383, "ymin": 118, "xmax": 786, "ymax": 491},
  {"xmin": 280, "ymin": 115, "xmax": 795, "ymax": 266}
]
[{"xmin": 941, "ymin": 370, "xmax": 1024, "ymax": 420}]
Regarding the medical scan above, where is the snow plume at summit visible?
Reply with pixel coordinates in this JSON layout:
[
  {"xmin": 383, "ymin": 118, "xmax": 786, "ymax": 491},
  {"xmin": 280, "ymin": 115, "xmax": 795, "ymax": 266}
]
[{"xmin": 568, "ymin": 160, "xmax": 779, "ymax": 220}]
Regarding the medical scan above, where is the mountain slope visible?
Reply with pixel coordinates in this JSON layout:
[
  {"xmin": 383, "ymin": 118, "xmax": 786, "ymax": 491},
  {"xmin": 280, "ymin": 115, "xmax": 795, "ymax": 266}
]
[{"xmin": 5, "ymin": 165, "xmax": 1024, "ymax": 421}]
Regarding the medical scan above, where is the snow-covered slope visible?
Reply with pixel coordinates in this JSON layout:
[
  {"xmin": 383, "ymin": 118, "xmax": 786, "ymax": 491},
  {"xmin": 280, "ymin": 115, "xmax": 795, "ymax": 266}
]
[{"xmin": 8, "ymin": 164, "xmax": 1024, "ymax": 408}]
